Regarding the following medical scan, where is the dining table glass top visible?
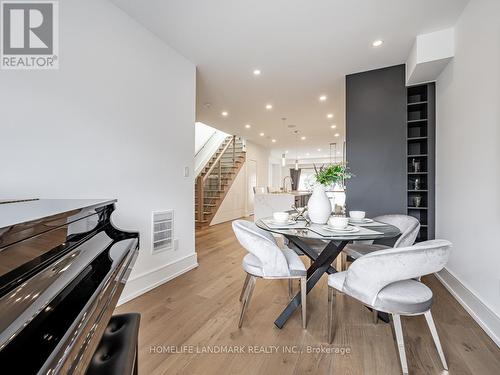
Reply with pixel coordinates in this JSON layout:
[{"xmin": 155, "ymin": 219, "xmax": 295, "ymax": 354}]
[{"xmin": 255, "ymin": 217, "xmax": 401, "ymax": 242}]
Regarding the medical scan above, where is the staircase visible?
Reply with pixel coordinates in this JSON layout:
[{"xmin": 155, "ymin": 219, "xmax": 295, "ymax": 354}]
[{"xmin": 195, "ymin": 135, "xmax": 246, "ymax": 227}]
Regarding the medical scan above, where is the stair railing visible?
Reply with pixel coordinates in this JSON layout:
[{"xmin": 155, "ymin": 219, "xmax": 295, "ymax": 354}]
[{"xmin": 197, "ymin": 135, "xmax": 237, "ymax": 222}]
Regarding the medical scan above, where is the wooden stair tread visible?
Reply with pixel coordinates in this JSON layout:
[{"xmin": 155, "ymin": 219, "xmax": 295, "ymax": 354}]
[{"xmin": 195, "ymin": 136, "xmax": 246, "ymax": 226}]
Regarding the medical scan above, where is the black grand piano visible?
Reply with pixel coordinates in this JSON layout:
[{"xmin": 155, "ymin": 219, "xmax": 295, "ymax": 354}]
[{"xmin": 0, "ymin": 199, "xmax": 140, "ymax": 374}]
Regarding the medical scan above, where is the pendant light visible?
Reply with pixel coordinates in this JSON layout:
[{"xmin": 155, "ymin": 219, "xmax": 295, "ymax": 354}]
[
  {"xmin": 329, "ymin": 142, "xmax": 337, "ymax": 165},
  {"xmin": 281, "ymin": 118, "xmax": 287, "ymax": 167},
  {"xmin": 343, "ymin": 140, "xmax": 346, "ymax": 165},
  {"xmin": 294, "ymin": 130, "xmax": 299, "ymax": 171}
]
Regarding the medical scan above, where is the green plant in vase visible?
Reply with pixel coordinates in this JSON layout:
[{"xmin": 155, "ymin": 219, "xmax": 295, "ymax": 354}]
[
  {"xmin": 307, "ymin": 164, "xmax": 353, "ymax": 224},
  {"xmin": 313, "ymin": 164, "xmax": 353, "ymax": 187}
]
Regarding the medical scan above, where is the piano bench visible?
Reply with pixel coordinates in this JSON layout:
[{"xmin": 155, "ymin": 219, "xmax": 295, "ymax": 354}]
[{"xmin": 86, "ymin": 313, "xmax": 141, "ymax": 375}]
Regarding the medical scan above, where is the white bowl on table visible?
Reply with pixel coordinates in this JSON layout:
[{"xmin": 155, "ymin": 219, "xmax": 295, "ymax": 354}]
[
  {"xmin": 273, "ymin": 212, "xmax": 290, "ymax": 223},
  {"xmin": 349, "ymin": 211, "xmax": 366, "ymax": 222},
  {"xmin": 328, "ymin": 216, "xmax": 349, "ymax": 230}
]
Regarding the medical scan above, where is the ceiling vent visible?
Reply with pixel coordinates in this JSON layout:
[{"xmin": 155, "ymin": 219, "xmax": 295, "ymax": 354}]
[{"xmin": 152, "ymin": 210, "xmax": 174, "ymax": 253}]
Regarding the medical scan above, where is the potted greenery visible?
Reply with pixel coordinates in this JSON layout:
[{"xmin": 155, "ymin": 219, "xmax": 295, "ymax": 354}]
[{"xmin": 307, "ymin": 164, "xmax": 353, "ymax": 224}]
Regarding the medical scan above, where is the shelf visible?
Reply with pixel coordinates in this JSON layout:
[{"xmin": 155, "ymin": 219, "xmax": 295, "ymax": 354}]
[
  {"xmin": 407, "ymin": 136, "xmax": 428, "ymax": 141},
  {"xmin": 406, "ymin": 83, "xmax": 434, "ymax": 242}
]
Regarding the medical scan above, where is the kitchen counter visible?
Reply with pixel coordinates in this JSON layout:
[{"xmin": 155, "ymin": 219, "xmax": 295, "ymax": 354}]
[
  {"xmin": 253, "ymin": 191, "xmax": 311, "ymax": 221},
  {"xmin": 281, "ymin": 191, "xmax": 312, "ymax": 197}
]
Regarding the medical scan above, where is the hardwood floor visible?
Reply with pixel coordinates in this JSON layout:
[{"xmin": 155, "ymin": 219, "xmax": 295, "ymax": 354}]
[{"xmin": 116, "ymin": 220, "xmax": 500, "ymax": 375}]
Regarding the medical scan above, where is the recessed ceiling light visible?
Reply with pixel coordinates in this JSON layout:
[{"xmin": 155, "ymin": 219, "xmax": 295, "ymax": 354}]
[
  {"xmin": 327, "ymin": 113, "xmax": 334, "ymax": 119},
  {"xmin": 265, "ymin": 104, "xmax": 273, "ymax": 110},
  {"xmin": 259, "ymin": 132, "xmax": 265, "ymax": 136},
  {"xmin": 306, "ymin": 153, "xmax": 310, "ymax": 156},
  {"xmin": 285, "ymin": 150, "xmax": 289, "ymax": 153},
  {"xmin": 253, "ymin": 69, "xmax": 261, "ymax": 76},
  {"xmin": 245, "ymin": 124, "xmax": 251, "ymax": 129},
  {"xmin": 317, "ymin": 148, "xmax": 322, "ymax": 152},
  {"xmin": 301, "ymin": 136, "xmax": 306, "ymax": 140},
  {"xmin": 271, "ymin": 139, "xmax": 277, "ymax": 143},
  {"xmin": 319, "ymin": 95, "xmax": 327, "ymax": 102},
  {"xmin": 334, "ymin": 133, "xmax": 340, "ymax": 137},
  {"xmin": 330, "ymin": 124, "xmax": 337, "ymax": 129},
  {"xmin": 372, "ymin": 39, "xmax": 384, "ymax": 47},
  {"xmin": 221, "ymin": 111, "xmax": 228, "ymax": 117}
]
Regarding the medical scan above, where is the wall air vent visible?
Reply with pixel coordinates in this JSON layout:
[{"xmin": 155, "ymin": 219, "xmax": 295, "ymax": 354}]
[{"xmin": 152, "ymin": 210, "xmax": 174, "ymax": 253}]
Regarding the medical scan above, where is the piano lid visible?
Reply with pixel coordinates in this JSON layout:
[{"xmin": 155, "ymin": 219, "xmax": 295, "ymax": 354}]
[
  {"xmin": 0, "ymin": 199, "xmax": 116, "ymax": 231},
  {"xmin": 0, "ymin": 199, "xmax": 139, "ymax": 374}
]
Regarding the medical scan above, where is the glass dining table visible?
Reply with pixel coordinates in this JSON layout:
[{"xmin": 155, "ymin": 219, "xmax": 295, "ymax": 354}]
[{"xmin": 255, "ymin": 217, "xmax": 401, "ymax": 329}]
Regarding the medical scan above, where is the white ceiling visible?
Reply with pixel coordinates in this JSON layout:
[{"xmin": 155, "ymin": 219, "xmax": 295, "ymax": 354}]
[{"xmin": 111, "ymin": 0, "xmax": 467, "ymax": 158}]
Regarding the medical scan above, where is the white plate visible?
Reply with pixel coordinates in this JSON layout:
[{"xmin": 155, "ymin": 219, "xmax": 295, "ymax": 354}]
[
  {"xmin": 349, "ymin": 218, "xmax": 373, "ymax": 224},
  {"xmin": 322, "ymin": 225, "xmax": 360, "ymax": 233},
  {"xmin": 268, "ymin": 219, "xmax": 296, "ymax": 226}
]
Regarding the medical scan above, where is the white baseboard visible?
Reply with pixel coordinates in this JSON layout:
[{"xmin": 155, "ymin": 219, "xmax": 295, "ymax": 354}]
[
  {"xmin": 118, "ymin": 252, "xmax": 198, "ymax": 306},
  {"xmin": 436, "ymin": 268, "xmax": 500, "ymax": 347}
]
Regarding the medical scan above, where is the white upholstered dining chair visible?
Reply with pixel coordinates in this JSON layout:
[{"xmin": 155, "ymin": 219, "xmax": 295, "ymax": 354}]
[
  {"xmin": 327, "ymin": 239, "xmax": 452, "ymax": 375},
  {"xmin": 343, "ymin": 214, "xmax": 420, "ymax": 260},
  {"xmin": 232, "ymin": 220, "xmax": 307, "ymax": 328}
]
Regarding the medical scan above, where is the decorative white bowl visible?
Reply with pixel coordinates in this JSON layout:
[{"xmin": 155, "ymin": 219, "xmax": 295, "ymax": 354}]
[
  {"xmin": 273, "ymin": 212, "xmax": 289, "ymax": 223},
  {"xmin": 349, "ymin": 211, "xmax": 366, "ymax": 220},
  {"xmin": 328, "ymin": 216, "xmax": 349, "ymax": 229}
]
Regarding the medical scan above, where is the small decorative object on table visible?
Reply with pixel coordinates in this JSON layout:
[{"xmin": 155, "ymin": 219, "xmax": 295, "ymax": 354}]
[
  {"xmin": 291, "ymin": 205, "xmax": 310, "ymax": 224},
  {"xmin": 307, "ymin": 164, "xmax": 353, "ymax": 224}
]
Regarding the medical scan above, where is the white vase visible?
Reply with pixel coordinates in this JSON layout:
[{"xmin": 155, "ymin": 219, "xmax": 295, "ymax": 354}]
[{"xmin": 307, "ymin": 185, "xmax": 332, "ymax": 224}]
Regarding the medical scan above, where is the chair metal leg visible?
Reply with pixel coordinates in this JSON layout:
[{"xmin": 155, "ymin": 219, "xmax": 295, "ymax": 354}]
[
  {"xmin": 288, "ymin": 279, "xmax": 294, "ymax": 300},
  {"xmin": 238, "ymin": 276, "xmax": 255, "ymax": 328},
  {"xmin": 300, "ymin": 276, "xmax": 307, "ymax": 329},
  {"xmin": 424, "ymin": 310, "xmax": 448, "ymax": 370},
  {"xmin": 327, "ymin": 287, "xmax": 334, "ymax": 343},
  {"xmin": 373, "ymin": 309, "xmax": 378, "ymax": 324},
  {"xmin": 392, "ymin": 314, "xmax": 409, "ymax": 375},
  {"xmin": 239, "ymin": 273, "xmax": 251, "ymax": 302}
]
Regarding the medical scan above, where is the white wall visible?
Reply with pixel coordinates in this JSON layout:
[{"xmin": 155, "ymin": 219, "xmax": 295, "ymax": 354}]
[
  {"xmin": 211, "ymin": 140, "xmax": 270, "ymax": 224},
  {"xmin": 195, "ymin": 122, "xmax": 216, "ymax": 154},
  {"xmin": 436, "ymin": 0, "xmax": 500, "ymax": 345},
  {"xmin": 0, "ymin": 0, "xmax": 197, "ymax": 303},
  {"xmin": 406, "ymin": 28, "xmax": 455, "ymax": 85},
  {"xmin": 194, "ymin": 122, "xmax": 228, "ymax": 177},
  {"xmin": 269, "ymin": 161, "xmax": 282, "ymax": 191},
  {"xmin": 247, "ymin": 141, "xmax": 271, "ymax": 190}
]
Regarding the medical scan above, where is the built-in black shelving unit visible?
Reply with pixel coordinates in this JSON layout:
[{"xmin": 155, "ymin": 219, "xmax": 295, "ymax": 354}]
[{"xmin": 406, "ymin": 83, "xmax": 435, "ymax": 241}]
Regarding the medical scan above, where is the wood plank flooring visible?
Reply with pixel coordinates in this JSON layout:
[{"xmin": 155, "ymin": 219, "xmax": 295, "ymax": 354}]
[{"xmin": 116, "ymin": 220, "xmax": 500, "ymax": 375}]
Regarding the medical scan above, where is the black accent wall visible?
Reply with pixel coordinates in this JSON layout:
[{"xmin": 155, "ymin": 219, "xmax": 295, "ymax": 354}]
[{"xmin": 346, "ymin": 65, "xmax": 406, "ymax": 218}]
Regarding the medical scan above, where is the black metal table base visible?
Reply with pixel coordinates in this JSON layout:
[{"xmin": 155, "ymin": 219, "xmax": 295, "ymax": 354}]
[
  {"xmin": 274, "ymin": 237, "xmax": 348, "ymax": 329},
  {"xmin": 377, "ymin": 311, "xmax": 390, "ymax": 323}
]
